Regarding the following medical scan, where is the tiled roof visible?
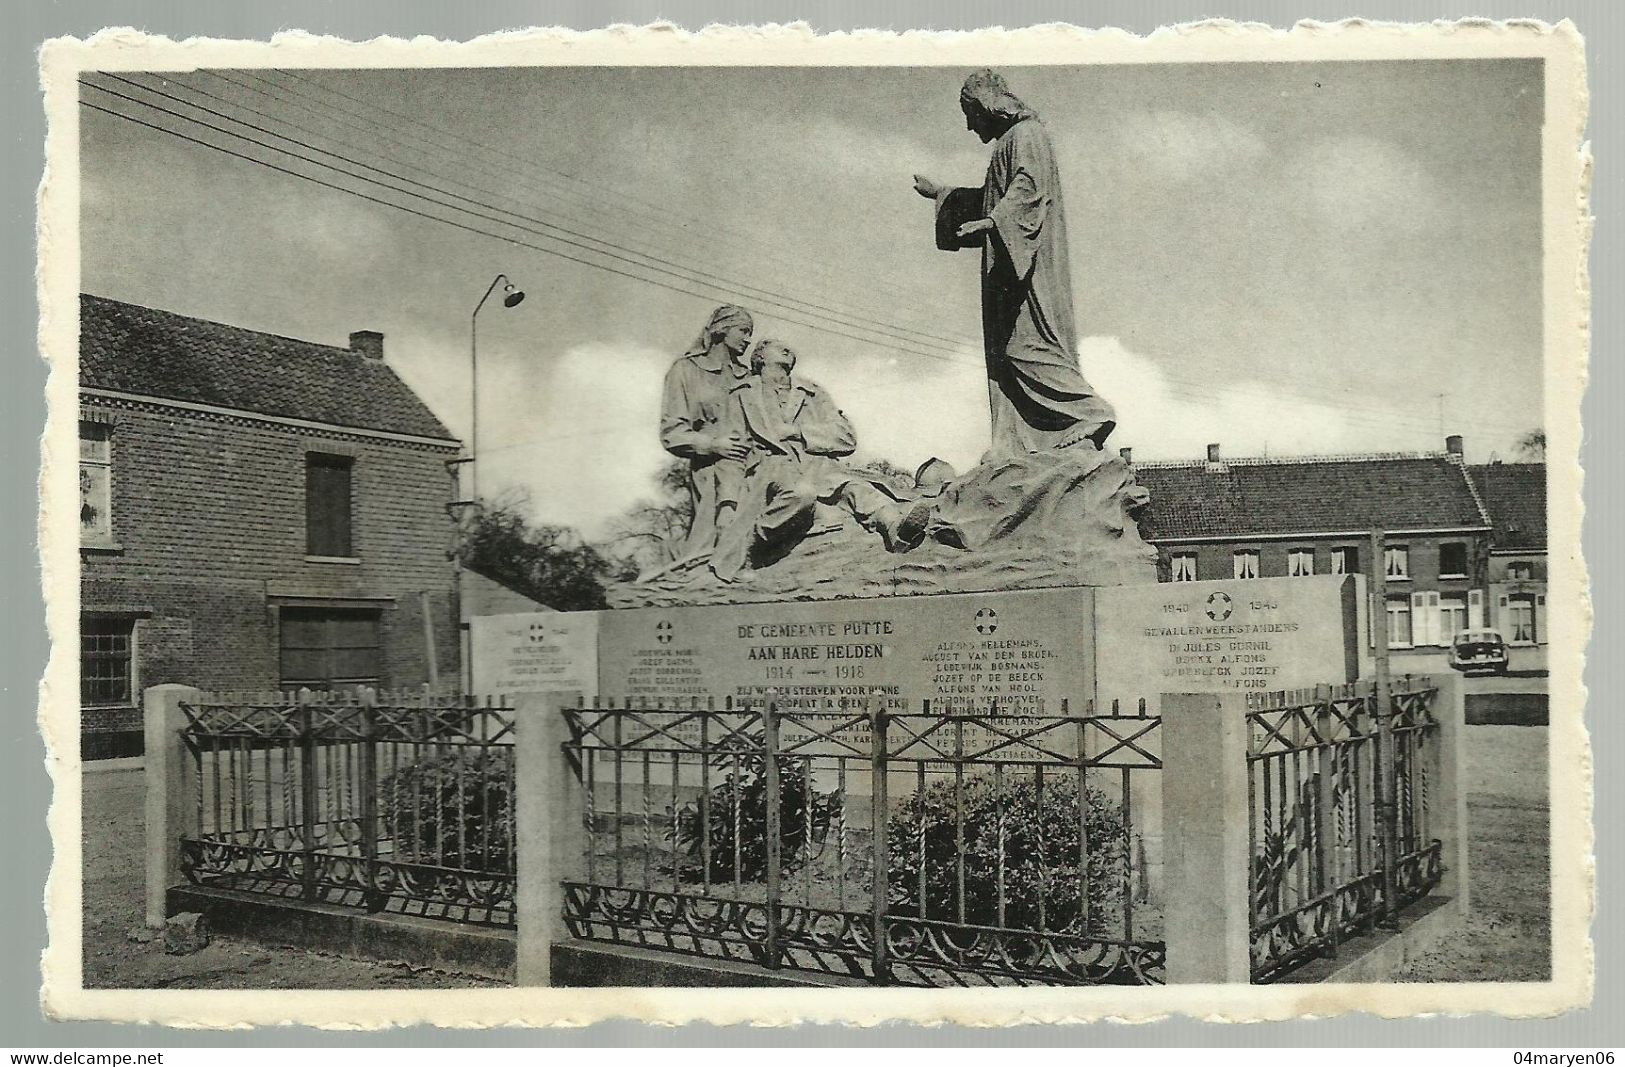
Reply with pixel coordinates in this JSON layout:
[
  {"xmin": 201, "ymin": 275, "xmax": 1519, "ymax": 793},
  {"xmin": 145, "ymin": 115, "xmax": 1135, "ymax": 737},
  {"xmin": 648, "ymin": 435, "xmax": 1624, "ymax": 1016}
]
[
  {"xmin": 1468, "ymin": 462, "xmax": 1546, "ymax": 551},
  {"xmin": 79, "ymin": 294, "xmax": 454, "ymax": 441},
  {"xmin": 1134, "ymin": 452, "xmax": 1491, "ymax": 541}
]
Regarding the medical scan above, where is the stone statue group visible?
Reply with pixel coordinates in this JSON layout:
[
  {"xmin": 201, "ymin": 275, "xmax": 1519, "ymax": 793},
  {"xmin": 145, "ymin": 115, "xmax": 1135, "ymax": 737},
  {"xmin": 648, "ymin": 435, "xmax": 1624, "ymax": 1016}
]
[{"xmin": 656, "ymin": 71, "xmax": 1121, "ymax": 584}]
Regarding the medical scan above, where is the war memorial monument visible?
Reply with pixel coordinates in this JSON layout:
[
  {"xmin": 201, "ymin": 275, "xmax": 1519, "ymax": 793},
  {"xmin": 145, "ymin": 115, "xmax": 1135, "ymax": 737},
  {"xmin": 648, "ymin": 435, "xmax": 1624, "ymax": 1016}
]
[{"xmin": 452, "ymin": 72, "xmax": 1461, "ymax": 990}]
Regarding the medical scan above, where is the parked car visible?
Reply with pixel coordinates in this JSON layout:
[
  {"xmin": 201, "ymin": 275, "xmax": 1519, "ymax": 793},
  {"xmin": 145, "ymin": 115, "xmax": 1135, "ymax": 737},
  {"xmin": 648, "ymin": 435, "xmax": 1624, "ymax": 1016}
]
[{"xmin": 1449, "ymin": 628, "xmax": 1510, "ymax": 674}]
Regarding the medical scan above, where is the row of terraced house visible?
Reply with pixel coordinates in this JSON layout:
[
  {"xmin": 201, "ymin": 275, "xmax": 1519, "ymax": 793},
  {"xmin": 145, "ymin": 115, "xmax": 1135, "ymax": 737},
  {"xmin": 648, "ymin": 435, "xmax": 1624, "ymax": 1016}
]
[{"xmin": 75, "ymin": 295, "xmax": 1548, "ymax": 757}]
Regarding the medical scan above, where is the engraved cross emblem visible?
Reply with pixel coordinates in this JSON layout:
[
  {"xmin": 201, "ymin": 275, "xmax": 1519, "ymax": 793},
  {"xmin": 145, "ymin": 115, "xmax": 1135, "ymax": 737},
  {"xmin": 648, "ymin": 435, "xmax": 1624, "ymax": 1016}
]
[
  {"xmin": 974, "ymin": 607, "xmax": 998, "ymax": 635},
  {"xmin": 1205, "ymin": 591, "xmax": 1234, "ymax": 622},
  {"xmin": 655, "ymin": 620, "xmax": 675, "ymax": 645}
]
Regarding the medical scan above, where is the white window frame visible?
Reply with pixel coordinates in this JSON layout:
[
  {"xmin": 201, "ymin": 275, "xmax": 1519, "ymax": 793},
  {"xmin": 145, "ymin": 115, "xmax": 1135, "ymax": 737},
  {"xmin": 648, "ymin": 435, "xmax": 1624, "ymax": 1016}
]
[
  {"xmin": 1287, "ymin": 548, "xmax": 1315, "ymax": 577},
  {"xmin": 1170, "ymin": 552, "xmax": 1197, "ymax": 582},
  {"xmin": 1385, "ymin": 545, "xmax": 1410, "ymax": 581},
  {"xmin": 1233, "ymin": 550, "xmax": 1260, "ymax": 580},
  {"xmin": 1506, "ymin": 593, "xmax": 1539, "ymax": 645},
  {"xmin": 1438, "ymin": 593, "xmax": 1469, "ymax": 646},
  {"xmin": 1439, "ymin": 541, "xmax": 1470, "ymax": 580},
  {"xmin": 1385, "ymin": 596, "xmax": 1413, "ymax": 649},
  {"xmin": 80, "ymin": 420, "xmax": 115, "ymax": 546}
]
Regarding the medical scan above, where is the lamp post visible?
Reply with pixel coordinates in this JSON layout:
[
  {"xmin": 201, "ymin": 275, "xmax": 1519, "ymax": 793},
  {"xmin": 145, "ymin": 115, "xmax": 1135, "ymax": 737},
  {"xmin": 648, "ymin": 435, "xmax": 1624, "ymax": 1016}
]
[
  {"xmin": 468, "ymin": 273, "xmax": 527, "ymax": 504},
  {"xmin": 455, "ymin": 273, "xmax": 526, "ymax": 693}
]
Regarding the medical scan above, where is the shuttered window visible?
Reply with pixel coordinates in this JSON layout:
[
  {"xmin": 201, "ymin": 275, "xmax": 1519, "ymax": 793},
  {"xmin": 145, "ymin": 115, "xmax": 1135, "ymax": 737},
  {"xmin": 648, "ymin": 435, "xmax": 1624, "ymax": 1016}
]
[
  {"xmin": 305, "ymin": 453, "xmax": 354, "ymax": 557},
  {"xmin": 279, "ymin": 608, "xmax": 383, "ymax": 690}
]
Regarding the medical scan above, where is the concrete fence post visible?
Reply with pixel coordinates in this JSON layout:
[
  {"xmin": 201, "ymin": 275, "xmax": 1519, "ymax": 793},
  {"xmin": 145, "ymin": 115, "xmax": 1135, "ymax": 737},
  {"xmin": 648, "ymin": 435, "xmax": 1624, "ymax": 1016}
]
[
  {"xmin": 514, "ymin": 689, "xmax": 584, "ymax": 987},
  {"xmin": 1427, "ymin": 671, "xmax": 1471, "ymax": 909},
  {"xmin": 1160, "ymin": 691, "xmax": 1252, "ymax": 984},
  {"xmin": 143, "ymin": 683, "xmax": 201, "ymax": 929}
]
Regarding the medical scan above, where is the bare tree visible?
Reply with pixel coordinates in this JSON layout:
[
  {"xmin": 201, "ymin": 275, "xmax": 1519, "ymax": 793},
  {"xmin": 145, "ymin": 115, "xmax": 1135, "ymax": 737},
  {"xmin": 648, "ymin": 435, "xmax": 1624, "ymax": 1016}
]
[
  {"xmin": 457, "ymin": 489, "xmax": 631, "ymax": 610},
  {"xmin": 1516, "ymin": 429, "xmax": 1547, "ymax": 461},
  {"xmin": 606, "ymin": 460, "xmax": 695, "ymax": 571}
]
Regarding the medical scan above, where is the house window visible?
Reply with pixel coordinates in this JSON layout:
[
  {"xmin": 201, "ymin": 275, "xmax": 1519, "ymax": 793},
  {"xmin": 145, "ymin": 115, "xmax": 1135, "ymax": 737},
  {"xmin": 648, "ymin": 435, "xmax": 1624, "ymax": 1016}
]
[
  {"xmin": 1439, "ymin": 542, "xmax": 1469, "ymax": 579},
  {"xmin": 1287, "ymin": 548, "xmax": 1315, "ymax": 577},
  {"xmin": 305, "ymin": 453, "xmax": 354, "ymax": 557},
  {"xmin": 1506, "ymin": 594, "xmax": 1538, "ymax": 644},
  {"xmin": 80, "ymin": 421, "xmax": 113, "ymax": 544},
  {"xmin": 279, "ymin": 607, "xmax": 383, "ymax": 690},
  {"xmin": 1330, "ymin": 546, "xmax": 1358, "ymax": 575},
  {"xmin": 1170, "ymin": 552, "xmax": 1197, "ymax": 582},
  {"xmin": 1233, "ymin": 550, "xmax": 1260, "ymax": 580},
  {"xmin": 1439, "ymin": 594, "xmax": 1469, "ymax": 645},
  {"xmin": 81, "ymin": 616, "xmax": 134, "ymax": 705},
  {"xmin": 1384, "ymin": 545, "xmax": 1410, "ymax": 581},
  {"xmin": 1508, "ymin": 561, "xmax": 1535, "ymax": 581},
  {"xmin": 1385, "ymin": 596, "xmax": 1412, "ymax": 648}
]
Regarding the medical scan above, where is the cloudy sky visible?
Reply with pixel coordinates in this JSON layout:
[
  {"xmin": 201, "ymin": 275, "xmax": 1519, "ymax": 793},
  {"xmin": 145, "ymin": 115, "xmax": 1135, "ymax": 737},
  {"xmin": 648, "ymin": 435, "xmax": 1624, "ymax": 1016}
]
[{"xmin": 79, "ymin": 59, "xmax": 1545, "ymax": 538}]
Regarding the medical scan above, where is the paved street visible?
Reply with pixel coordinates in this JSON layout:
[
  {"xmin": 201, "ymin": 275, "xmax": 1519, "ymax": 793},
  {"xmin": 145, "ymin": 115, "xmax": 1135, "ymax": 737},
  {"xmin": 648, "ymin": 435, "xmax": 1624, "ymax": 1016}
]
[{"xmin": 81, "ymin": 763, "xmax": 498, "ymax": 989}]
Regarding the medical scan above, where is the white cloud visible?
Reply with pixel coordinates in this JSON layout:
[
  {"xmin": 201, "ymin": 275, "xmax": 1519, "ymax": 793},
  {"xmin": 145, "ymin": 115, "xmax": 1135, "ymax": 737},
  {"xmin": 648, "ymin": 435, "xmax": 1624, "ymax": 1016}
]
[
  {"xmin": 1283, "ymin": 134, "xmax": 1440, "ymax": 234},
  {"xmin": 1107, "ymin": 110, "xmax": 1269, "ymax": 183},
  {"xmin": 477, "ymin": 340, "xmax": 674, "ymax": 538},
  {"xmin": 1079, "ymin": 336, "xmax": 1441, "ymax": 461}
]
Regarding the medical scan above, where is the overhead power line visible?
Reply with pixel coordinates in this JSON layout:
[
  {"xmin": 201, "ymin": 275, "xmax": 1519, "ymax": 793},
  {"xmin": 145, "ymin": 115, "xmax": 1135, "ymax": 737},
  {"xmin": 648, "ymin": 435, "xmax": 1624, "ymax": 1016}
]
[
  {"xmin": 86, "ymin": 74, "xmax": 974, "ymax": 363},
  {"xmin": 191, "ymin": 69, "xmax": 984, "ymax": 355},
  {"xmin": 78, "ymin": 77, "xmax": 1537, "ymax": 443},
  {"xmin": 266, "ymin": 67, "xmax": 954, "ymax": 327}
]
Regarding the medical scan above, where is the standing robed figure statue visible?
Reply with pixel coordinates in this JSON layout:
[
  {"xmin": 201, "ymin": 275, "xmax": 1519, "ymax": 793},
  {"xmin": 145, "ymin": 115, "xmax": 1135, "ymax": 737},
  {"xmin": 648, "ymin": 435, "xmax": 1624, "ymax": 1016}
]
[{"xmin": 913, "ymin": 70, "xmax": 1116, "ymax": 461}]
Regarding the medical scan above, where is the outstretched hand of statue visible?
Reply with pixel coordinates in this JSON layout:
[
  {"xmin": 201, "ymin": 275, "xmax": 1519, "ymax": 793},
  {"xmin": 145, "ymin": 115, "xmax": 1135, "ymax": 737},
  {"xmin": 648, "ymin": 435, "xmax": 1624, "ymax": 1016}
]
[
  {"xmin": 955, "ymin": 218, "xmax": 995, "ymax": 239},
  {"xmin": 912, "ymin": 174, "xmax": 944, "ymax": 199}
]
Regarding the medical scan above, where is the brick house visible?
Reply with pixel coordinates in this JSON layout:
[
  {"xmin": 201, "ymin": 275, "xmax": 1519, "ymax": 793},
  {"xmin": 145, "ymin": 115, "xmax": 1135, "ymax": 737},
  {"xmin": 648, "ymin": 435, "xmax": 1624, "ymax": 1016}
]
[
  {"xmin": 1468, "ymin": 461, "xmax": 1548, "ymax": 670},
  {"xmin": 1131, "ymin": 437, "xmax": 1495, "ymax": 671},
  {"xmin": 78, "ymin": 294, "xmax": 461, "ymax": 758}
]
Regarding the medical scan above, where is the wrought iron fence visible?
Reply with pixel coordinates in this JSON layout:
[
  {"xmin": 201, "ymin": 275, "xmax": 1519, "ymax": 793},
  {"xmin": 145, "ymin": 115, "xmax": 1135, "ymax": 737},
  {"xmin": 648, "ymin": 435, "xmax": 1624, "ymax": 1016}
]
[
  {"xmin": 558, "ymin": 697, "xmax": 1166, "ymax": 987},
  {"xmin": 176, "ymin": 688, "xmax": 517, "ymax": 926},
  {"xmin": 1246, "ymin": 678, "xmax": 1443, "ymax": 982}
]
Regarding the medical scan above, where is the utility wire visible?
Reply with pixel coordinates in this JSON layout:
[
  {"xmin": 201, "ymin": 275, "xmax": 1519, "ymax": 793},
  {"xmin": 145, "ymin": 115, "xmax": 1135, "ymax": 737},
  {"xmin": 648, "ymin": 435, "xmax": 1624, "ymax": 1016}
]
[
  {"xmin": 269, "ymin": 67, "xmax": 952, "ymax": 323},
  {"xmin": 88, "ymin": 74, "xmax": 975, "ymax": 361},
  {"xmin": 261, "ymin": 68, "xmax": 1536, "ymax": 428},
  {"xmin": 81, "ymin": 82, "xmax": 1537, "ymax": 443},
  {"xmin": 194, "ymin": 69, "xmax": 983, "ymax": 354}
]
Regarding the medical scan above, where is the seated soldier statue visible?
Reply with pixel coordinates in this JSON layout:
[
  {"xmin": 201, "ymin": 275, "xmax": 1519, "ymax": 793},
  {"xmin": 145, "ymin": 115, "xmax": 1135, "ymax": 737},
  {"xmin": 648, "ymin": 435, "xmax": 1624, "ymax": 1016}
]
[{"xmin": 710, "ymin": 339, "xmax": 931, "ymax": 581}]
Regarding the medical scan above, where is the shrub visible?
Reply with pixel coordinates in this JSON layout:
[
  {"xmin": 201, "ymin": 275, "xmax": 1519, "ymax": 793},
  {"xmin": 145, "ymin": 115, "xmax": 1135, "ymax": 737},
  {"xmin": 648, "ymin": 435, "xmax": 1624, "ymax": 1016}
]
[
  {"xmin": 669, "ymin": 755, "xmax": 841, "ymax": 882},
  {"xmin": 381, "ymin": 750, "xmax": 514, "ymax": 872},
  {"xmin": 886, "ymin": 772, "xmax": 1128, "ymax": 933}
]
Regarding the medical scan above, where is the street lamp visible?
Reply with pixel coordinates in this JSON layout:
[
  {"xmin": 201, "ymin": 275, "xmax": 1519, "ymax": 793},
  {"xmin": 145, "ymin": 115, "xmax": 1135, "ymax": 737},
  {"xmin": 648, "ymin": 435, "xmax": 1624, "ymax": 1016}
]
[
  {"xmin": 468, "ymin": 274, "xmax": 526, "ymax": 503},
  {"xmin": 455, "ymin": 273, "xmax": 525, "ymax": 694}
]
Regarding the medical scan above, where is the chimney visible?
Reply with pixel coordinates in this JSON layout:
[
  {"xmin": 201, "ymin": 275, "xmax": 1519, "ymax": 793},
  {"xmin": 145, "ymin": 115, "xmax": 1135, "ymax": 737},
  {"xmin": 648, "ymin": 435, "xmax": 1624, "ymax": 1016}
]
[
  {"xmin": 1445, "ymin": 434, "xmax": 1464, "ymax": 457},
  {"xmin": 1205, "ymin": 442, "xmax": 1226, "ymax": 473},
  {"xmin": 349, "ymin": 330, "xmax": 384, "ymax": 360},
  {"xmin": 1118, "ymin": 446, "xmax": 1133, "ymax": 464}
]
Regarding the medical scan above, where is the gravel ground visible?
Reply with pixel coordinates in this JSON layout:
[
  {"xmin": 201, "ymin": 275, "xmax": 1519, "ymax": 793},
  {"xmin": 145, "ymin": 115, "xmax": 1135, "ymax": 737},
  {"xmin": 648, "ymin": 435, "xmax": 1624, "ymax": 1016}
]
[
  {"xmin": 1392, "ymin": 724, "xmax": 1551, "ymax": 981},
  {"xmin": 81, "ymin": 725, "xmax": 1550, "ymax": 987},
  {"xmin": 81, "ymin": 765, "xmax": 500, "ymax": 989}
]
